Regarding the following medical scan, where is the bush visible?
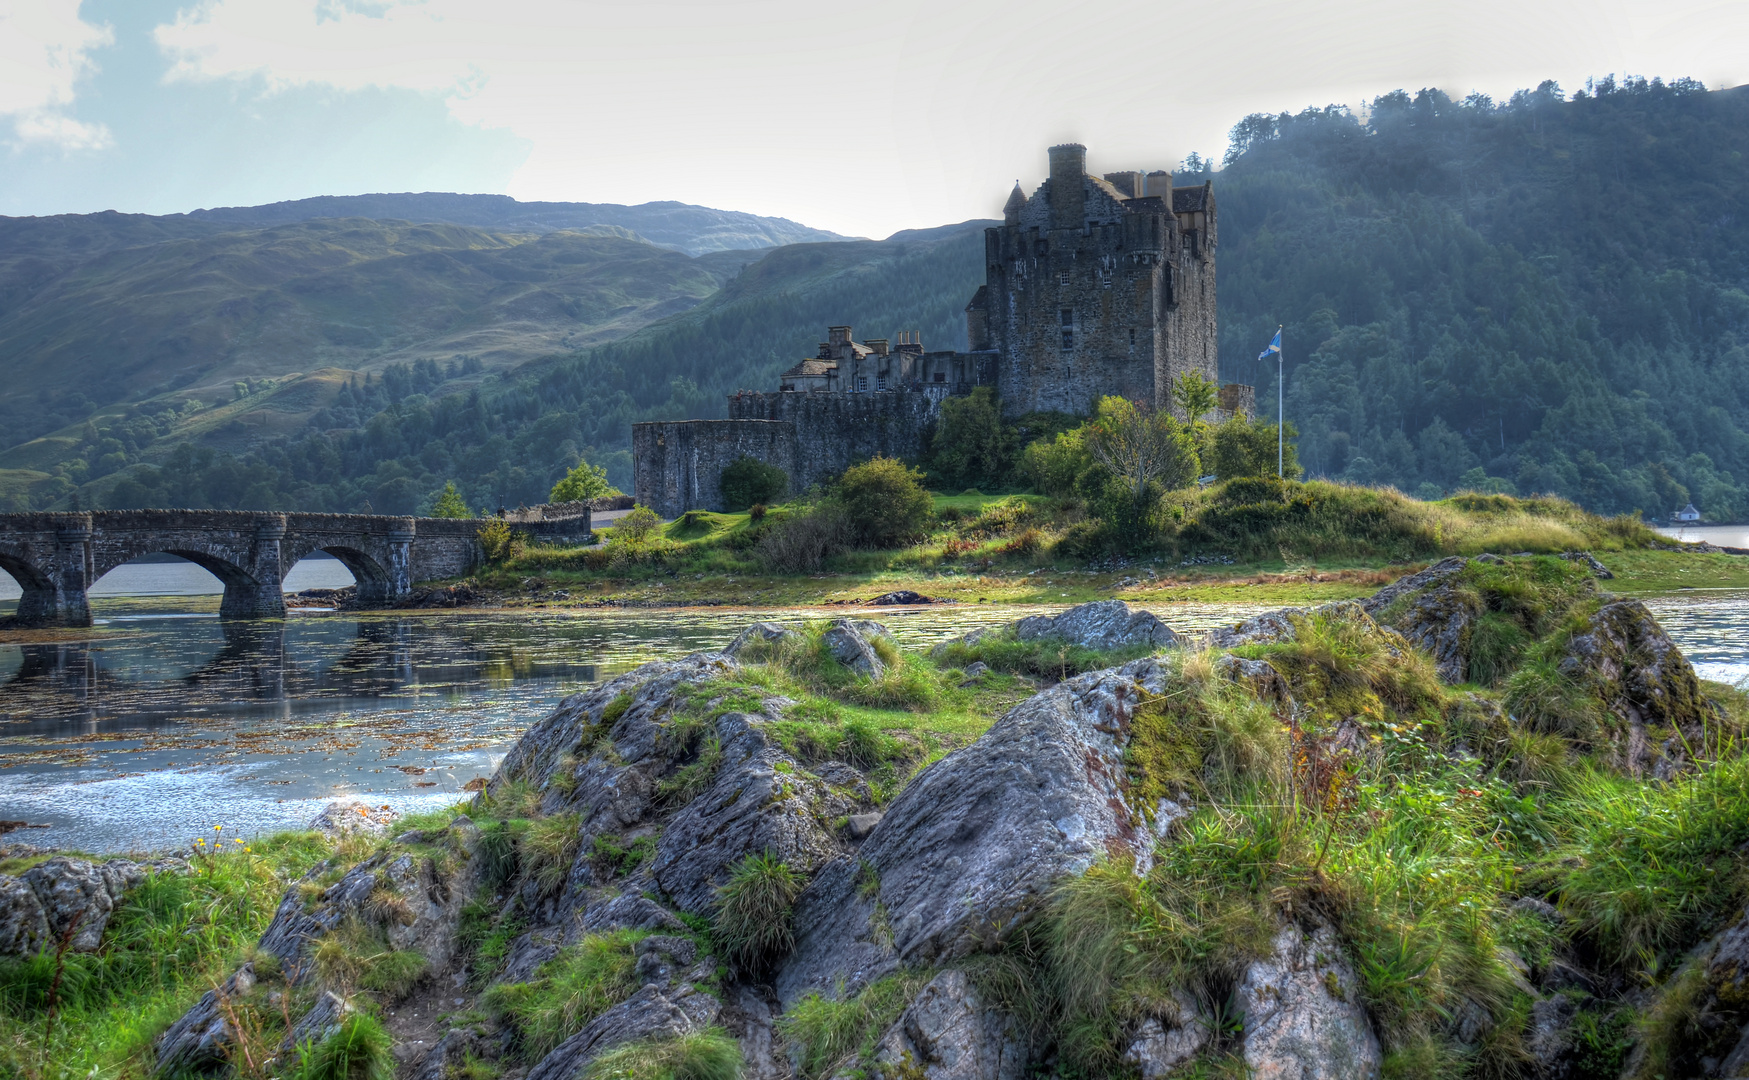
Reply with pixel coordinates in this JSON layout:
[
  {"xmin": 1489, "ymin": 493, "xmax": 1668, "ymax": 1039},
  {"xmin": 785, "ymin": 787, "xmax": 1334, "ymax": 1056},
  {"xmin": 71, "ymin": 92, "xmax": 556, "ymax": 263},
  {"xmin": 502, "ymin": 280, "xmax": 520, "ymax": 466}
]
[
  {"xmin": 756, "ymin": 503, "xmax": 852, "ymax": 573},
  {"xmin": 713, "ymin": 852, "xmax": 805, "ymax": 970},
  {"xmin": 925, "ymin": 387, "xmax": 1014, "ymax": 491},
  {"xmin": 719, "ymin": 455, "xmax": 789, "ymax": 511},
  {"xmin": 834, "ymin": 457, "xmax": 934, "ymax": 548},
  {"xmin": 1210, "ymin": 416, "xmax": 1302, "ymax": 480},
  {"xmin": 615, "ymin": 505, "xmax": 662, "ymax": 544},
  {"xmin": 478, "ymin": 519, "xmax": 525, "ymax": 562}
]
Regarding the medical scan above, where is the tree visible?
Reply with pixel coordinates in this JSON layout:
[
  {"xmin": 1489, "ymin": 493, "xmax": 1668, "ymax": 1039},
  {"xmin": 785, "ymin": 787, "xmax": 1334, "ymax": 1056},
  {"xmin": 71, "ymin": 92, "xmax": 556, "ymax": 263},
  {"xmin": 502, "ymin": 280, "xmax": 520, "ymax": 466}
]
[
  {"xmin": 429, "ymin": 480, "xmax": 471, "ymax": 518},
  {"xmin": 1083, "ymin": 397, "xmax": 1200, "ymax": 505},
  {"xmin": 550, "ymin": 457, "xmax": 620, "ymax": 503},
  {"xmin": 1172, "ymin": 372, "xmax": 1219, "ymax": 423},
  {"xmin": 1210, "ymin": 417, "xmax": 1302, "ymax": 480},
  {"xmin": 926, "ymin": 387, "xmax": 1013, "ymax": 491},
  {"xmin": 719, "ymin": 455, "xmax": 789, "ymax": 511},
  {"xmin": 833, "ymin": 456, "xmax": 934, "ymax": 548}
]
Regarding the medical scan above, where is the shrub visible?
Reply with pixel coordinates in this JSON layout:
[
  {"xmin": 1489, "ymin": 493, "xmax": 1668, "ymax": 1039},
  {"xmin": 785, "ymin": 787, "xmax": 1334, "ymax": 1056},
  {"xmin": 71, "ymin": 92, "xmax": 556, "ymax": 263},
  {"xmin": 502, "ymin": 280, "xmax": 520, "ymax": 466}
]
[
  {"xmin": 834, "ymin": 457, "xmax": 934, "ymax": 548},
  {"xmin": 1210, "ymin": 416, "xmax": 1302, "ymax": 480},
  {"xmin": 713, "ymin": 852, "xmax": 805, "ymax": 970},
  {"xmin": 583, "ymin": 1028, "xmax": 743, "ymax": 1080},
  {"xmin": 925, "ymin": 387, "xmax": 1014, "ymax": 491},
  {"xmin": 719, "ymin": 455, "xmax": 789, "ymax": 511},
  {"xmin": 615, "ymin": 505, "xmax": 662, "ymax": 545},
  {"xmin": 756, "ymin": 503, "xmax": 852, "ymax": 573},
  {"xmin": 748, "ymin": 503, "xmax": 768, "ymax": 523},
  {"xmin": 478, "ymin": 519, "xmax": 524, "ymax": 563},
  {"xmin": 288, "ymin": 1013, "xmax": 396, "ymax": 1080}
]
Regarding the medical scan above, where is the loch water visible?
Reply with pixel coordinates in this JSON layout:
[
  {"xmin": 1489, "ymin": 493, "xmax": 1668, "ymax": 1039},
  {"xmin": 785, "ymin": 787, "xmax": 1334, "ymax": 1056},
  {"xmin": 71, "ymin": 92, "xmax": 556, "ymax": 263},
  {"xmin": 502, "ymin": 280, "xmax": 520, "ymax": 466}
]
[{"xmin": 3, "ymin": 557, "xmax": 1746, "ymax": 852}]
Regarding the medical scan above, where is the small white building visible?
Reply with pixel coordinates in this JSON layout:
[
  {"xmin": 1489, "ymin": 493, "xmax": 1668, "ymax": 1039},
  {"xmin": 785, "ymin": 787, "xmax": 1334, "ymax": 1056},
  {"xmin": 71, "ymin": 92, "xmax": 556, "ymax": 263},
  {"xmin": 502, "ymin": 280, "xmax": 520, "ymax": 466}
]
[{"xmin": 1675, "ymin": 502, "xmax": 1701, "ymax": 522}]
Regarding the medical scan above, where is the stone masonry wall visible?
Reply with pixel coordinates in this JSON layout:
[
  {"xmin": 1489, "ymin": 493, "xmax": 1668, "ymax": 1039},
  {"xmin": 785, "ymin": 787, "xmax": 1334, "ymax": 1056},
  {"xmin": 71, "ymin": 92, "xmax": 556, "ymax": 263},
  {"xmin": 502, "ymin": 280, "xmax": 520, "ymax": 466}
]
[
  {"xmin": 728, "ymin": 391, "xmax": 940, "ymax": 490},
  {"xmin": 633, "ymin": 420, "xmax": 798, "ymax": 519}
]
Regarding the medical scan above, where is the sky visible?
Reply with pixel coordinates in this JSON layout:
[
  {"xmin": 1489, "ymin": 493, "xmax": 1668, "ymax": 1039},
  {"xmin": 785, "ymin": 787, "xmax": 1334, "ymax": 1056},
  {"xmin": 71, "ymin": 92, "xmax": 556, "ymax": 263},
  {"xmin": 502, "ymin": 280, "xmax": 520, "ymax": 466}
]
[{"xmin": 3, "ymin": 0, "xmax": 1747, "ymax": 240}]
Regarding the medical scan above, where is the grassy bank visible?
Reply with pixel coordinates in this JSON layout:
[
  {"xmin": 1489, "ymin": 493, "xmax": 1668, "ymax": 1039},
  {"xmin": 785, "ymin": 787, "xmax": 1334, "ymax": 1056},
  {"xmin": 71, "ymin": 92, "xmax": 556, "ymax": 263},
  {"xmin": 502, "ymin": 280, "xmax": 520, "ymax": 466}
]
[{"xmin": 469, "ymin": 483, "xmax": 1740, "ymax": 609}]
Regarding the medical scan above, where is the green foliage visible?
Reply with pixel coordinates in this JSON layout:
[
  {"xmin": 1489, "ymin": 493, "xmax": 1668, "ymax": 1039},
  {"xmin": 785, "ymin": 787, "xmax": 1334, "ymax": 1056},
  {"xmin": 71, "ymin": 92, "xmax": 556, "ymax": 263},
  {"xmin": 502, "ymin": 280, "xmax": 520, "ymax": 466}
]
[
  {"xmin": 777, "ymin": 973, "xmax": 929, "ymax": 1079},
  {"xmin": 429, "ymin": 480, "xmax": 473, "ymax": 518},
  {"xmin": 1209, "ymin": 417, "xmax": 1301, "ymax": 481},
  {"xmin": 288, "ymin": 1012, "xmax": 397, "ymax": 1080},
  {"xmin": 754, "ymin": 502, "xmax": 853, "ymax": 573},
  {"xmin": 718, "ymin": 455, "xmax": 789, "ymax": 511},
  {"xmin": 482, "ymin": 931, "xmax": 649, "ymax": 1060},
  {"xmin": 713, "ymin": 852, "xmax": 806, "ymax": 970},
  {"xmin": 312, "ymin": 917, "xmax": 431, "ymax": 1000},
  {"xmin": 1172, "ymin": 372, "xmax": 1220, "ymax": 422},
  {"xmin": 615, "ymin": 505, "xmax": 663, "ymax": 545},
  {"xmin": 931, "ymin": 626, "xmax": 1155, "ymax": 681},
  {"xmin": 925, "ymin": 387, "xmax": 1014, "ymax": 491},
  {"xmin": 833, "ymin": 457, "xmax": 934, "ymax": 549},
  {"xmin": 478, "ymin": 519, "xmax": 524, "ymax": 563},
  {"xmin": 552, "ymin": 457, "xmax": 621, "ymax": 503},
  {"xmin": 582, "ymin": 1028, "xmax": 743, "ymax": 1080}
]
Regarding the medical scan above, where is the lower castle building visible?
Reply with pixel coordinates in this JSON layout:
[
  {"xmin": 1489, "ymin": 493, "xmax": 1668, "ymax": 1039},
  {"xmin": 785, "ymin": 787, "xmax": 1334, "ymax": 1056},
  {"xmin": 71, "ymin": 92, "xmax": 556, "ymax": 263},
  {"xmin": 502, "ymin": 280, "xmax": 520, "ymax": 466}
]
[{"xmin": 633, "ymin": 143, "xmax": 1253, "ymax": 518}]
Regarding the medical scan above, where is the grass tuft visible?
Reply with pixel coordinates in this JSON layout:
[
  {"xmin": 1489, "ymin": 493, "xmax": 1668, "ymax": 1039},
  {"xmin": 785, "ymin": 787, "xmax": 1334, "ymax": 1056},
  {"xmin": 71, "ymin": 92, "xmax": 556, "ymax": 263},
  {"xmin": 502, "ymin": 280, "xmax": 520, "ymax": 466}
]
[{"xmin": 713, "ymin": 852, "xmax": 805, "ymax": 971}]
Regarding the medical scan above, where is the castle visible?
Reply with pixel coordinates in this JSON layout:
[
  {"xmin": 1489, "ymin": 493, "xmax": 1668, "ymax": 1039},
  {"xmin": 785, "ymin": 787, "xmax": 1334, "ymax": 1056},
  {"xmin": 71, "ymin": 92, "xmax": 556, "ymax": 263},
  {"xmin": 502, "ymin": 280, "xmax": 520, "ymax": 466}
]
[{"xmin": 633, "ymin": 144, "xmax": 1253, "ymax": 517}]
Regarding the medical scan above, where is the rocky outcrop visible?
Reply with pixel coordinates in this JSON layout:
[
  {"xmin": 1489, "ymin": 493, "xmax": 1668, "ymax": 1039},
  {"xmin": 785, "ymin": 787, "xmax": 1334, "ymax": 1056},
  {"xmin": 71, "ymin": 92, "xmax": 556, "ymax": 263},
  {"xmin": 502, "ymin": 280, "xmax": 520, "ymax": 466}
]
[
  {"xmin": 154, "ymin": 963, "xmax": 257, "ymax": 1075},
  {"xmin": 823, "ymin": 618, "xmax": 894, "ymax": 677},
  {"xmin": 725, "ymin": 621, "xmax": 801, "ymax": 658},
  {"xmin": 525, "ymin": 982, "xmax": 721, "ymax": 1080},
  {"xmin": 872, "ymin": 969, "xmax": 1027, "ymax": 1080},
  {"xmin": 1208, "ymin": 599, "xmax": 1406, "ymax": 657},
  {"xmin": 778, "ymin": 658, "xmax": 1173, "ymax": 1005},
  {"xmin": 0, "ymin": 854, "xmax": 184, "ymax": 957},
  {"xmin": 308, "ymin": 801, "xmax": 402, "ymax": 837},
  {"xmin": 1562, "ymin": 598, "xmax": 1714, "ymax": 747},
  {"xmin": 1014, "ymin": 600, "xmax": 1178, "ymax": 650},
  {"xmin": 1235, "ymin": 923, "xmax": 1381, "ymax": 1080}
]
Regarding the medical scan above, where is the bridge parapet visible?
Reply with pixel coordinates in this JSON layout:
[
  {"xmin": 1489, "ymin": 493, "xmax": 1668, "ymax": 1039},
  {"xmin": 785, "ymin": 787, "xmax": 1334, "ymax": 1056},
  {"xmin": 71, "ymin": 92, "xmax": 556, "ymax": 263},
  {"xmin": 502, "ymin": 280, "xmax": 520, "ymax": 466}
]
[{"xmin": 0, "ymin": 508, "xmax": 588, "ymax": 627}]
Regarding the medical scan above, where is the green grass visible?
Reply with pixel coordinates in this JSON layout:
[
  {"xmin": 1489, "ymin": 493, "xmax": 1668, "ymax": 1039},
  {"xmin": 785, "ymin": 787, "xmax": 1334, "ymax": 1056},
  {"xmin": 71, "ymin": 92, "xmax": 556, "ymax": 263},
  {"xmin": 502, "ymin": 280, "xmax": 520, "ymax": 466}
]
[
  {"xmin": 481, "ymin": 930, "xmax": 651, "ymax": 1060},
  {"xmin": 287, "ymin": 1012, "xmax": 397, "ymax": 1080},
  {"xmin": 712, "ymin": 852, "xmax": 805, "ymax": 971},
  {"xmin": 582, "ymin": 1028, "xmax": 743, "ymax": 1080},
  {"xmin": 776, "ymin": 972, "xmax": 931, "ymax": 1079},
  {"xmin": 931, "ymin": 625, "xmax": 1157, "ymax": 679}
]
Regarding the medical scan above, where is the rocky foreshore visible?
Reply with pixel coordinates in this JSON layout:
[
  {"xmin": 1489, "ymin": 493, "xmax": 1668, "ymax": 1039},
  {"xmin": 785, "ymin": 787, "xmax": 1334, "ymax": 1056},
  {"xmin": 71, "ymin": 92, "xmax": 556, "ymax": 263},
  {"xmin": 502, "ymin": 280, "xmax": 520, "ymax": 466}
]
[{"xmin": 10, "ymin": 554, "xmax": 1749, "ymax": 1079}]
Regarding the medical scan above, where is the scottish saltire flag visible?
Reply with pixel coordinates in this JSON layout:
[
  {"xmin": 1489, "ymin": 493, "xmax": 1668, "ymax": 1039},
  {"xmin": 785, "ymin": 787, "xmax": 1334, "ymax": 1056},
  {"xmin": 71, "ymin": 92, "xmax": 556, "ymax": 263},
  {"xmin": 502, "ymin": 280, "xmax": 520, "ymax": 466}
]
[{"xmin": 1259, "ymin": 329, "xmax": 1282, "ymax": 361}]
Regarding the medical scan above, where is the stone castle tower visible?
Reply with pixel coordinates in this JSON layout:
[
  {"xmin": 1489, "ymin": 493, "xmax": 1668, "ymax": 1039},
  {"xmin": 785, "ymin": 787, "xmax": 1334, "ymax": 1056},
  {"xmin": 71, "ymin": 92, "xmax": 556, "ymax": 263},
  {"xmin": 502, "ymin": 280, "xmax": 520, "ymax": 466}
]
[
  {"xmin": 967, "ymin": 143, "xmax": 1219, "ymax": 416},
  {"xmin": 632, "ymin": 144, "xmax": 1247, "ymax": 517}
]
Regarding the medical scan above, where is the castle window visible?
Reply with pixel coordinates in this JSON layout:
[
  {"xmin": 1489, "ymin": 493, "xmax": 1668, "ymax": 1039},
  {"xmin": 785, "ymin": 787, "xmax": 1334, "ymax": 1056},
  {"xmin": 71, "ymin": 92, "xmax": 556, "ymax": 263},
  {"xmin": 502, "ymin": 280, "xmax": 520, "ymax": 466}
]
[
  {"xmin": 1061, "ymin": 308, "xmax": 1074, "ymax": 351},
  {"xmin": 933, "ymin": 372, "xmax": 947, "ymax": 383},
  {"xmin": 876, "ymin": 375, "xmax": 887, "ymax": 390},
  {"xmin": 1128, "ymin": 328, "xmax": 1135, "ymax": 348},
  {"xmin": 1058, "ymin": 270, "xmax": 1069, "ymax": 286},
  {"xmin": 857, "ymin": 376, "xmax": 868, "ymax": 392}
]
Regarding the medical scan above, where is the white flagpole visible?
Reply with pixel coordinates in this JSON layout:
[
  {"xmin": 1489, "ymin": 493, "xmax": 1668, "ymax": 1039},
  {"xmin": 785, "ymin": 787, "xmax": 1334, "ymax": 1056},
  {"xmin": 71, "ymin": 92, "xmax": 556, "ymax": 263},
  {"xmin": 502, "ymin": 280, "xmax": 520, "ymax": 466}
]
[{"xmin": 1276, "ymin": 325, "xmax": 1284, "ymax": 478}]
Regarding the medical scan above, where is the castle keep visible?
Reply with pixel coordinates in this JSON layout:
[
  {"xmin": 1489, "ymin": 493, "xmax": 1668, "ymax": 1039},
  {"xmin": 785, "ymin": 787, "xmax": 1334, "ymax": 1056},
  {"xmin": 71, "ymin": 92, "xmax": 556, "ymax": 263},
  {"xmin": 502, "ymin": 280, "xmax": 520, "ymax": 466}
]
[{"xmin": 634, "ymin": 144, "xmax": 1251, "ymax": 517}]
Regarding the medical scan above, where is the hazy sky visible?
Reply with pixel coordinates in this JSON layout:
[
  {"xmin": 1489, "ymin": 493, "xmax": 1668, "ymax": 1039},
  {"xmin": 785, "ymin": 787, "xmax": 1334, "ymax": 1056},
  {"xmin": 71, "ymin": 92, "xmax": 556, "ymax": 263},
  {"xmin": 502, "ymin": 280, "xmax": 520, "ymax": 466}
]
[{"xmin": 3, "ymin": 0, "xmax": 1747, "ymax": 239}]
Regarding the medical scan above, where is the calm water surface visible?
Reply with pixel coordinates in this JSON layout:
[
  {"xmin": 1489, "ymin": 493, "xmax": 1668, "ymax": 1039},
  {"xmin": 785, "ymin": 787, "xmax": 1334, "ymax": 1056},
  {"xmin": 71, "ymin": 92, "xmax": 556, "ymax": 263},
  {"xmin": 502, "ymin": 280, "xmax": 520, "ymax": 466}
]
[{"xmin": 5, "ymin": 559, "xmax": 1748, "ymax": 853}]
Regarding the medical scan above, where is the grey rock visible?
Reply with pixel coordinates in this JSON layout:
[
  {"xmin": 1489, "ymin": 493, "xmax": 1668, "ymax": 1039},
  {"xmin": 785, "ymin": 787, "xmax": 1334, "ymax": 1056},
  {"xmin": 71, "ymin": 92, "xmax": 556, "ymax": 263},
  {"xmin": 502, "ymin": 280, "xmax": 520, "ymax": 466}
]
[
  {"xmin": 411, "ymin": 1027, "xmax": 491, "ymax": 1080},
  {"xmin": 18, "ymin": 856, "xmax": 147, "ymax": 953},
  {"xmin": 0, "ymin": 874, "xmax": 49, "ymax": 956},
  {"xmin": 308, "ymin": 801, "xmax": 401, "ymax": 837},
  {"xmin": 930, "ymin": 626, "xmax": 998, "ymax": 659},
  {"xmin": 779, "ymin": 659, "xmax": 1173, "ymax": 1006},
  {"xmin": 501, "ymin": 933, "xmax": 563, "ymax": 984},
  {"xmin": 1559, "ymin": 598, "xmax": 1715, "ymax": 776},
  {"xmin": 282, "ymin": 990, "xmax": 351, "ymax": 1053},
  {"xmin": 1528, "ymin": 994, "xmax": 1576, "ymax": 1079},
  {"xmin": 525, "ymin": 983, "xmax": 721, "ymax": 1080},
  {"xmin": 960, "ymin": 662, "xmax": 990, "ymax": 684},
  {"xmin": 1209, "ymin": 600, "xmax": 1403, "ymax": 657},
  {"xmin": 581, "ymin": 890, "xmax": 689, "ymax": 934},
  {"xmin": 634, "ymin": 934, "xmax": 700, "ymax": 984},
  {"xmin": 154, "ymin": 962, "xmax": 256, "ymax": 1075},
  {"xmin": 725, "ymin": 621, "xmax": 802, "ymax": 658},
  {"xmin": 1124, "ymin": 992, "xmax": 1209, "ymax": 1078},
  {"xmin": 846, "ymin": 813, "xmax": 883, "ymax": 840},
  {"xmin": 1013, "ymin": 599, "xmax": 1178, "ymax": 650},
  {"xmin": 729, "ymin": 984, "xmax": 788, "ymax": 1080},
  {"xmin": 824, "ymin": 618, "xmax": 893, "ymax": 677},
  {"xmin": 1720, "ymin": 1025, "xmax": 1749, "ymax": 1079},
  {"xmin": 1212, "ymin": 654, "xmax": 1293, "ymax": 707},
  {"xmin": 1374, "ymin": 578, "xmax": 1482, "ymax": 684},
  {"xmin": 1559, "ymin": 550, "xmax": 1615, "ymax": 579},
  {"xmin": 872, "ymin": 969, "xmax": 1026, "ymax": 1080},
  {"xmin": 651, "ymin": 711, "xmax": 846, "ymax": 916},
  {"xmin": 1235, "ymin": 923, "xmax": 1381, "ymax": 1080},
  {"xmin": 1357, "ymin": 556, "xmax": 1469, "ymax": 617}
]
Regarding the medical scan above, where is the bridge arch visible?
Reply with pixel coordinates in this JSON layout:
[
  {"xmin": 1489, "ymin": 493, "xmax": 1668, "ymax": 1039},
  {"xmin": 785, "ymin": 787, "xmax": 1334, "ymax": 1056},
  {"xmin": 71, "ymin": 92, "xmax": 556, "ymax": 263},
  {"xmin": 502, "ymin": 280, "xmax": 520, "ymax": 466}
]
[{"xmin": 282, "ymin": 540, "xmax": 393, "ymax": 602}]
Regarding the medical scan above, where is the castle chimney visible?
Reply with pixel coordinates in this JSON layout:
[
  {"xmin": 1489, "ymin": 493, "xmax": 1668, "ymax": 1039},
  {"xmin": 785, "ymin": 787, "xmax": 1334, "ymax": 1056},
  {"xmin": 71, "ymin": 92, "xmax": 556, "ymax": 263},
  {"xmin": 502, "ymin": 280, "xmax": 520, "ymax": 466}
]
[
  {"xmin": 1103, "ymin": 171, "xmax": 1143, "ymax": 198},
  {"xmin": 828, "ymin": 326, "xmax": 852, "ymax": 346},
  {"xmin": 1144, "ymin": 169, "xmax": 1173, "ymax": 199},
  {"xmin": 1048, "ymin": 143, "xmax": 1086, "ymax": 232},
  {"xmin": 869, "ymin": 338, "xmax": 890, "ymax": 356}
]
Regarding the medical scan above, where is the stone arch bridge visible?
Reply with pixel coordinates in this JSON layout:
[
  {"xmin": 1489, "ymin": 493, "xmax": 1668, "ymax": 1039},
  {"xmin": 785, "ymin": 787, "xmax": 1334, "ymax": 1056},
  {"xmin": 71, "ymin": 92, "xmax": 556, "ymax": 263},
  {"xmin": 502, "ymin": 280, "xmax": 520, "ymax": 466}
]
[{"xmin": 0, "ymin": 510, "xmax": 592, "ymax": 627}]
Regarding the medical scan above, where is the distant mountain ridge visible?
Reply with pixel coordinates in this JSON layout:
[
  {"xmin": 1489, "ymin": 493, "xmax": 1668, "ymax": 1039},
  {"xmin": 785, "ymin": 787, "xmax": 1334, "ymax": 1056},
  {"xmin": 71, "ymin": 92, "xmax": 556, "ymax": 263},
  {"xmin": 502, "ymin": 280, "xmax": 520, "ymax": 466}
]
[{"xmin": 178, "ymin": 193, "xmax": 855, "ymax": 255}]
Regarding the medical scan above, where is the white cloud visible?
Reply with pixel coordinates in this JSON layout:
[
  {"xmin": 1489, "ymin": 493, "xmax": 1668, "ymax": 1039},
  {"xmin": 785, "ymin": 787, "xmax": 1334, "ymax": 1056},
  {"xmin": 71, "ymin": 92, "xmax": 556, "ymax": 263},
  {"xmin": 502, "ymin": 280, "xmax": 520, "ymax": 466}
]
[
  {"xmin": 150, "ymin": 0, "xmax": 1749, "ymax": 237},
  {"xmin": 0, "ymin": 0, "xmax": 114, "ymax": 149}
]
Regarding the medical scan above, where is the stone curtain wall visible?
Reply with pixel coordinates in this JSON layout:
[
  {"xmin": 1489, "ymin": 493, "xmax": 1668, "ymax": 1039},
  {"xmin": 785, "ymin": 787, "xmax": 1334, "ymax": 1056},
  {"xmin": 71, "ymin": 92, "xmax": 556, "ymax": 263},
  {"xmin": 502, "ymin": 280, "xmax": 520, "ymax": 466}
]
[
  {"xmin": 728, "ymin": 391, "xmax": 941, "ymax": 489},
  {"xmin": 633, "ymin": 420, "xmax": 798, "ymax": 519}
]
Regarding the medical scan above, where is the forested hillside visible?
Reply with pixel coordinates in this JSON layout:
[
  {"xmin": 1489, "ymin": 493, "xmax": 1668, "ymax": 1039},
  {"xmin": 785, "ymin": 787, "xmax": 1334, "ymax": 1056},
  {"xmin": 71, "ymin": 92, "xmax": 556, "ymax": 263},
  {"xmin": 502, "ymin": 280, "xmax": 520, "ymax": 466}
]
[
  {"xmin": 5, "ymin": 76, "xmax": 1746, "ymax": 518},
  {"xmin": 1212, "ymin": 77, "xmax": 1749, "ymax": 519}
]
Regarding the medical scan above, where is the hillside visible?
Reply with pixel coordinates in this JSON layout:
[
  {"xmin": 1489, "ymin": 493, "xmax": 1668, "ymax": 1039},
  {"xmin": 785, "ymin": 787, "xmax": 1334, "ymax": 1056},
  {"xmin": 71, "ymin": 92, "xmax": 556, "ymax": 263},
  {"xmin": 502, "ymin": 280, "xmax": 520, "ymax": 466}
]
[{"xmin": 6, "ymin": 78, "xmax": 1749, "ymax": 518}]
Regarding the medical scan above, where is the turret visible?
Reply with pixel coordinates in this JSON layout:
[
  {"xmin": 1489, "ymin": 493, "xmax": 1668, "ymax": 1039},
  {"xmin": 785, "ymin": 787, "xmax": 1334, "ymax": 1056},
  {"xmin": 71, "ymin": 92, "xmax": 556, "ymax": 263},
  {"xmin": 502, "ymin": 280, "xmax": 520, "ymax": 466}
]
[
  {"xmin": 1047, "ymin": 143, "xmax": 1086, "ymax": 231},
  {"xmin": 1003, "ymin": 183, "xmax": 1025, "ymax": 226}
]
